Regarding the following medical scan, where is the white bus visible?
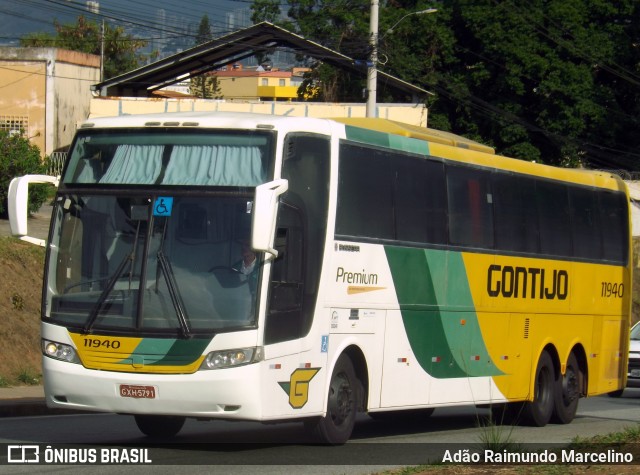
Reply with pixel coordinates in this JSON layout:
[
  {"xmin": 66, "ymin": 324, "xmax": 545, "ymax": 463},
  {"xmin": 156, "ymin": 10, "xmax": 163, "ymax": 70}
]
[{"xmin": 9, "ymin": 112, "xmax": 631, "ymax": 444}]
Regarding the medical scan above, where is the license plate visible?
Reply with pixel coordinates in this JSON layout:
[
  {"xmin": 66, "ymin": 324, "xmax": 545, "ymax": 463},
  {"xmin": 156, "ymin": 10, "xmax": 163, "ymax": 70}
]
[
  {"xmin": 631, "ymin": 369, "xmax": 640, "ymax": 378},
  {"xmin": 119, "ymin": 384, "xmax": 156, "ymax": 399}
]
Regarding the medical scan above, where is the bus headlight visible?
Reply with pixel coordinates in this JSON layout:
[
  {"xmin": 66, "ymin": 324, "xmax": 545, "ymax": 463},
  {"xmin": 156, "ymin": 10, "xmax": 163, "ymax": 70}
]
[
  {"xmin": 42, "ymin": 339, "xmax": 80, "ymax": 364},
  {"xmin": 200, "ymin": 347, "xmax": 263, "ymax": 370}
]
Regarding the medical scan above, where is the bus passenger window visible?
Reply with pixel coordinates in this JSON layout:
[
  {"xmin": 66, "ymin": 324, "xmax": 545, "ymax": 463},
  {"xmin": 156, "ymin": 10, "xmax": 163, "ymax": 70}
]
[
  {"xmin": 446, "ymin": 165, "xmax": 494, "ymax": 249},
  {"xmin": 536, "ymin": 180, "xmax": 571, "ymax": 257}
]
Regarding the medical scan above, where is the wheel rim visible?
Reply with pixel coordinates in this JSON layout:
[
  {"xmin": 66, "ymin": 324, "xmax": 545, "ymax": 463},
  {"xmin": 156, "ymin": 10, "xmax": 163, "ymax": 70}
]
[
  {"xmin": 329, "ymin": 372, "xmax": 353, "ymax": 427},
  {"xmin": 536, "ymin": 366, "xmax": 552, "ymax": 406},
  {"xmin": 563, "ymin": 365, "xmax": 579, "ymax": 404}
]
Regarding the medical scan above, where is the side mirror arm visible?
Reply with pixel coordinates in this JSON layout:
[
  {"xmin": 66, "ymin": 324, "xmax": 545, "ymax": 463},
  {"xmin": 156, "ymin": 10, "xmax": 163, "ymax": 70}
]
[
  {"xmin": 251, "ymin": 179, "xmax": 288, "ymax": 258},
  {"xmin": 8, "ymin": 174, "xmax": 59, "ymax": 247}
]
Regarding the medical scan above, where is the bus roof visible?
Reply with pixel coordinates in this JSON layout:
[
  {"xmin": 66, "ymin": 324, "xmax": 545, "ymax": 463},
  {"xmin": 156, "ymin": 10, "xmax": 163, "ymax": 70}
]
[
  {"xmin": 79, "ymin": 112, "xmax": 627, "ymax": 194},
  {"xmin": 331, "ymin": 117, "xmax": 496, "ymax": 155}
]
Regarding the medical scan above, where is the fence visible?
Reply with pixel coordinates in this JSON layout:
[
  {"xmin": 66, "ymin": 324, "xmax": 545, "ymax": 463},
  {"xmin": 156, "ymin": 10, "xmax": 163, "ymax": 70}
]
[{"xmin": 47, "ymin": 152, "xmax": 67, "ymax": 177}]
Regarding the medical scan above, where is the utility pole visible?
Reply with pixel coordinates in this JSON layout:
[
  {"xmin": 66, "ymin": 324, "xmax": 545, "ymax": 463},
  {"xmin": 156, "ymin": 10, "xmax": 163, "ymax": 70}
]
[
  {"xmin": 366, "ymin": 0, "xmax": 379, "ymax": 118},
  {"xmin": 100, "ymin": 19, "xmax": 105, "ymax": 82},
  {"xmin": 366, "ymin": 6, "xmax": 437, "ymax": 118}
]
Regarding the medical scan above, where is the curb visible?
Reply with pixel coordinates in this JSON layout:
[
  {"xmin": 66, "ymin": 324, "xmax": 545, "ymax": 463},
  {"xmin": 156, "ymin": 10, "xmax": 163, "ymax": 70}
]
[{"xmin": 0, "ymin": 399, "xmax": 87, "ymax": 418}]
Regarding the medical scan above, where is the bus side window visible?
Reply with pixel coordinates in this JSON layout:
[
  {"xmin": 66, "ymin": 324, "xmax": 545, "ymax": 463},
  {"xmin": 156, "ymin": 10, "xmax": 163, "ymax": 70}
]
[{"xmin": 446, "ymin": 164, "xmax": 494, "ymax": 249}]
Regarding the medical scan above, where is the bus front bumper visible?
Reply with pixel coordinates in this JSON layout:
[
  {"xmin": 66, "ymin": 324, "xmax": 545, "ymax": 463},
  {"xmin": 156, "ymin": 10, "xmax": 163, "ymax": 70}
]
[{"xmin": 42, "ymin": 356, "xmax": 263, "ymax": 420}]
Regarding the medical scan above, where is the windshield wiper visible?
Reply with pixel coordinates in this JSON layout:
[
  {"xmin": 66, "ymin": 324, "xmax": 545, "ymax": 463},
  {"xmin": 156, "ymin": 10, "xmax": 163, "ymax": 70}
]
[
  {"xmin": 157, "ymin": 249, "xmax": 192, "ymax": 338},
  {"xmin": 83, "ymin": 221, "xmax": 143, "ymax": 335},
  {"xmin": 83, "ymin": 252, "xmax": 133, "ymax": 334}
]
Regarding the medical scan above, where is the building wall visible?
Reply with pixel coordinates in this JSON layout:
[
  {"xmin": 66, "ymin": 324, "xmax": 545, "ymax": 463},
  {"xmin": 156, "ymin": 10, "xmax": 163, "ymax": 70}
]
[
  {"xmin": 88, "ymin": 96, "xmax": 428, "ymax": 127},
  {"xmin": 0, "ymin": 47, "xmax": 99, "ymax": 156},
  {"xmin": 213, "ymin": 71, "xmax": 298, "ymax": 101},
  {"xmin": 0, "ymin": 60, "xmax": 47, "ymax": 152},
  {"xmin": 216, "ymin": 76, "xmax": 260, "ymax": 100},
  {"xmin": 52, "ymin": 52, "xmax": 101, "ymax": 152}
]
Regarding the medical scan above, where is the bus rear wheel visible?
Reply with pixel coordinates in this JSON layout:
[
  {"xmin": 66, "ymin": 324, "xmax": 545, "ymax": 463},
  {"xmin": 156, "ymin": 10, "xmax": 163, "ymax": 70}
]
[
  {"xmin": 552, "ymin": 352, "xmax": 580, "ymax": 424},
  {"xmin": 308, "ymin": 355, "xmax": 358, "ymax": 445},
  {"xmin": 522, "ymin": 351, "xmax": 556, "ymax": 427},
  {"xmin": 134, "ymin": 415, "xmax": 186, "ymax": 438}
]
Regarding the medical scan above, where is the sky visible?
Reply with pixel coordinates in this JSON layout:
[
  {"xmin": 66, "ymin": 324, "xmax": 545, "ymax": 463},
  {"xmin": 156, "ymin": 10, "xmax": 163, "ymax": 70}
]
[{"xmin": 0, "ymin": 0, "xmax": 259, "ymax": 45}]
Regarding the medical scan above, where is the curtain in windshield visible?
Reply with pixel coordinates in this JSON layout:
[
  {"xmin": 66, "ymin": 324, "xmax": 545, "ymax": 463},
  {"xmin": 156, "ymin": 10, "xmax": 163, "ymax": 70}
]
[
  {"xmin": 65, "ymin": 130, "xmax": 273, "ymax": 187},
  {"xmin": 163, "ymin": 145, "xmax": 264, "ymax": 186},
  {"xmin": 99, "ymin": 145, "xmax": 164, "ymax": 184}
]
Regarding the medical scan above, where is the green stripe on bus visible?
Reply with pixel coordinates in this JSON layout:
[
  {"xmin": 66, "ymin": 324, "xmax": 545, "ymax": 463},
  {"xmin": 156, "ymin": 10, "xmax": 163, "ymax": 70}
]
[
  {"xmin": 118, "ymin": 338, "xmax": 210, "ymax": 366},
  {"xmin": 384, "ymin": 246, "xmax": 503, "ymax": 378},
  {"xmin": 345, "ymin": 125, "xmax": 390, "ymax": 147},
  {"xmin": 344, "ymin": 125, "xmax": 430, "ymax": 155},
  {"xmin": 149, "ymin": 338, "xmax": 210, "ymax": 366}
]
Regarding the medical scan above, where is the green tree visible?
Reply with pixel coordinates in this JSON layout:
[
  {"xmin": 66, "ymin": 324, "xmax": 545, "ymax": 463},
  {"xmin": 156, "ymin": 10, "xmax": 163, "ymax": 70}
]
[
  {"xmin": 285, "ymin": 0, "xmax": 371, "ymax": 102},
  {"xmin": 189, "ymin": 73, "xmax": 223, "ymax": 99},
  {"xmin": 0, "ymin": 130, "xmax": 47, "ymax": 218},
  {"xmin": 20, "ymin": 16, "xmax": 153, "ymax": 80},
  {"xmin": 189, "ymin": 15, "xmax": 223, "ymax": 99},
  {"xmin": 430, "ymin": 0, "xmax": 640, "ymax": 167},
  {"xmin": 195, "ymin": 15, "xmax": 213, "ymax": 45},
  {"xmin": 251, "ymin": 0, "xmax": 282, "ymax": 24},
  {"xmin": 258, "ymin": 0, "xmax": 640, "ymax": 169}
]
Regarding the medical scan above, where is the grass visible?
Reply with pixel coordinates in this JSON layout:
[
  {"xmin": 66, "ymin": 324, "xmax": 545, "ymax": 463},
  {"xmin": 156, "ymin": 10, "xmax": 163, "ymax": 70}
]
[
  {"xmin": 378, "ymin": 424, "xmax": 640, "ymax": 475},
  {"xmin": 477, "ymin": 418, "xmax": 522, "ymax": 454},
  {"xmin": 15, "ymin": 367, "xmax": 41, "ymax": 386},
  {"xmin": 0, "ymin": 237, "xmax": 45, "ymax": 386}
]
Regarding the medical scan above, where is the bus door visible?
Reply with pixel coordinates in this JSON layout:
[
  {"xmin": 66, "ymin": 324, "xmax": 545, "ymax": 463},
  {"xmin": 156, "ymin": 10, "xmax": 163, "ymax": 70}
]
[{"xmin": 259, "ymin": 133, "xmax": 331, "ymax": 418}]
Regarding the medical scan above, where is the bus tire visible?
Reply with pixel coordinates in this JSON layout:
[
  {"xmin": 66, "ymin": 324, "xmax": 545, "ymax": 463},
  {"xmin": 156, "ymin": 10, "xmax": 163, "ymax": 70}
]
[
  {"xmin": 134, "ymin": 415, "xmax": 186, "ymax": 438},
  {"xmin": 309, "ymin": 355, "xmax": 358, "ymax": 445},
  {"xmin": 522, "ymin": 351, "xmax": 556, "ymax": 427},
  {"xmin": 552, "ymin": 352, "xmax": 580, "ymax": 424},
  {"xmin": 607, "ymin": 389, "xmax": 624, "ymax": 398}
]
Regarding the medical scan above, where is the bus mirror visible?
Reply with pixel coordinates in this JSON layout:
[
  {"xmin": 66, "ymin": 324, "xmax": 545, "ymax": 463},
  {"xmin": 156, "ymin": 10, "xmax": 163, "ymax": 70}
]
[
  {"xmin": 252, "ymin": 179, "xmax": 288, "ymax": 258},
  {"xmin": 8, "ymin": 174, "xmax": 59, "ymax": 247}
]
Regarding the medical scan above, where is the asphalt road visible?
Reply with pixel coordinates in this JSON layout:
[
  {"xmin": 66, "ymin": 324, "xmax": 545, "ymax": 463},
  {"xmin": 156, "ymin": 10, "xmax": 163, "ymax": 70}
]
[
  {"xmin": 1, "ymin": 390, "xmax": 639, "ymax": 474},
  {"xmin": 0, "ymin": 204, "xmax": 52, "ymax": 241}
]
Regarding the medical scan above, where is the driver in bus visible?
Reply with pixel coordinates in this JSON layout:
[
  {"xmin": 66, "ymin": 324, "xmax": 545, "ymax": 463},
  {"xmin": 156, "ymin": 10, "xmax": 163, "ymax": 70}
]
[{"xmin": 232, "ymin": 240, "xmax": 258, "ymax": 293}]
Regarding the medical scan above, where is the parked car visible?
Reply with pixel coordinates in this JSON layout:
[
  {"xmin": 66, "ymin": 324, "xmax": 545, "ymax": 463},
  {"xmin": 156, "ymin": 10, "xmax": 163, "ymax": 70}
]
[
  {"xmin": 628, "ymin": 322, "xmax": 640, "ymax": 387},
  {"xmin": 608, "ymin": 321, "xmax": 640, "ymax": 397}
]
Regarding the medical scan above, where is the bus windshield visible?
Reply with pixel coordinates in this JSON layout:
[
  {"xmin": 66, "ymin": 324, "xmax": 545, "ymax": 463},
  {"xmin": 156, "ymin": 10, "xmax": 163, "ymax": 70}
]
[
  {"xmin": 45, "ymin": 193, "xmax": 261, "ymax": 336},
  {"xmin": 62, "ymin": 129, "xmax": 273, "ymax": 186}
]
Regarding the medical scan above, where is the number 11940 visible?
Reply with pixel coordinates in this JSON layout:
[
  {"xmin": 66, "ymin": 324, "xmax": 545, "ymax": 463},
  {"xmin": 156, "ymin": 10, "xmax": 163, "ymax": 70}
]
[{"xmin": 601, "ymin": 282, "xmax": 624, "ymax": 298}]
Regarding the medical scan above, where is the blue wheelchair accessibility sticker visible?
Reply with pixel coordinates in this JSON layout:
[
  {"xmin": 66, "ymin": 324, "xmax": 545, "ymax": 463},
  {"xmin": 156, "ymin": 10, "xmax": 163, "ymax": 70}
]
[
  {"xmin": 321, "ymin": 335, "xmax": 329, "ymax": 353},
  {"xmin": 153, "ymin": 197, "xmax": 174, "ymax": 217}
]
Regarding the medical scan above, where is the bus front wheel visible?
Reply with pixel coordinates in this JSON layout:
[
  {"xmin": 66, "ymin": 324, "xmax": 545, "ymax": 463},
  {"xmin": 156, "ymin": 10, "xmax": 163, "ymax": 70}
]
[
  {"xmin": 523, "ymin": 351, "xmax": 556, "ymax": 427},
  {"xmin": 308, "ymin": 355, "xmax": 358, "ymax": 445},
  {"xmin": 552, "ymin": 352, "xmax": 580, "ymax": 424},
  {"xmin": 134, "ymin": 415, "xmax": 186, "ymax": 438}
]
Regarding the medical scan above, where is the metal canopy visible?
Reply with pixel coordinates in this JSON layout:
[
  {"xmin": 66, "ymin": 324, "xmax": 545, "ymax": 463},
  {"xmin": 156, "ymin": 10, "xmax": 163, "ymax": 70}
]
[{"xmin": 91, "ymin": 22, "xmax": 431, "ymax": 100}]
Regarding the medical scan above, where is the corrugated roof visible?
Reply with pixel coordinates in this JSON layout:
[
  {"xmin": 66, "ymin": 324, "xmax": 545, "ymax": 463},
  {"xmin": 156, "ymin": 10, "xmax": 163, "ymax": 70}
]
[{"xmin": 91, "ymin": 22, "xmax": 431, "ymax": 100}]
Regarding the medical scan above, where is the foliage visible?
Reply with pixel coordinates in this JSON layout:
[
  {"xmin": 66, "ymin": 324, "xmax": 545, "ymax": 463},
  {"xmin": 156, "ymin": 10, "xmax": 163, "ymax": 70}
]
[
  {"xmin": 189, "ymin": 16, "xmax": 223, "ymax": 99},
  {"xmin": 189, "ymin": 75, "xmax": 223, "ymax": 99},
  {"xmin": 0, "ymin": 130, "xmax": 47, "ymax": 218},
  {"xmin": 284, "ymin": 0, "xmax": 371, "ymax": 102},
  {"xmin": 251, "ymin": 0, "xmax": 282, "ymax": 24},
  {"xmin": 406, "ymin": 0, "xmax": 640, "ymax": 168},
  {"xmin": 476, "ymin": 416, "xmax": 522, "ymax": 453},
  {"xmin": 195, "ymin": 15, "xmax": 213, "ymax": 45},
  {"xmin": 20, "ymin": 15, "xmax": 154, "ymax": 80},
  {"xmin": 261, "ymin": 0, "xmax": 640, "ymax": 169},
  {"xmin": 16, "ymin": 368, "xmax": 40, "ymax": 386}
]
